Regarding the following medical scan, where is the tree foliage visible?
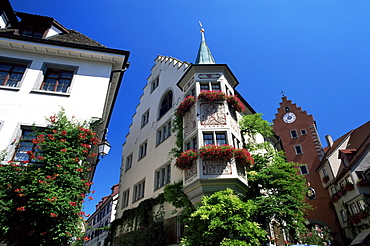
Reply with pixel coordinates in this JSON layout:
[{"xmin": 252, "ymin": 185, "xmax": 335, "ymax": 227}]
[
  {"xmin": 0, "ymin": 110, "xmax": 98, "ymax": 245},
  {"xmin": 180, "ymin": 188, "xmax": 266, "ymax": 246}
]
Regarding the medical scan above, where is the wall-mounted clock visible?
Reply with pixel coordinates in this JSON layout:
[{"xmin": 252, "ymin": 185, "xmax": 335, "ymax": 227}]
[{"xmin": 283, "ymin": 112, "xmax": 296, "ymax": 123}]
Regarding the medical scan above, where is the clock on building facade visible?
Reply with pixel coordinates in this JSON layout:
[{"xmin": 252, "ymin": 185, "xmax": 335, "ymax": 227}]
[{"xmin": 283, "ymin": 112, "xmax": 296, "ymax": 123}]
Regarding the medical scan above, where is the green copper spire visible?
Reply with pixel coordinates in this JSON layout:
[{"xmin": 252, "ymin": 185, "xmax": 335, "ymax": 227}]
[{"xmin": 195, "ymin": 22, "xmax": 216, "ymax": 64}]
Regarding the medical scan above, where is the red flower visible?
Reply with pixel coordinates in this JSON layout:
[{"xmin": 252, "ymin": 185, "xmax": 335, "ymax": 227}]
[
  {"xmin": 16, "ymin": 206, "xmax": 25, "ymax": 211},
  {"xmin": 69, "ymin": 201, "xmax": 77, "ymax": 206},
  {"xmin": 83, "ymin": 236, "xmax": 90, "ymax": 241},
  {"xmin": 27, "ymin": 151, "xmax": 33, "ymax": 155},
  {"xmin": 52, "ymin": 130, "xmax": 58, "ymax": 133},
  {"xmin": 60, "ymin": 149, "xmax": 67, "ymax": 152},
  {"xmin": 50, "ymin": 212, "xmax": 58, "ymax": 217},
  {"xmin": 38, "ymin": 156, "xmax": 44, "ymax": 160},
  {"xmin": 32, "ymin": 139, "xmax": 39, "ymax": 144},
  {"xmin": 76, "ymin": 168, "xmax": 83, "ymax": 172},
  {"xmin": 88, "ymin": 196, "xmax": 93, "ymax": 200},
  {"xmin": 60, "ymin": 139, "xmax": 66, "ymax": 142},
  {"xmin": 60, "ymin": 130, "xmax": 67, "ymax": 136}
]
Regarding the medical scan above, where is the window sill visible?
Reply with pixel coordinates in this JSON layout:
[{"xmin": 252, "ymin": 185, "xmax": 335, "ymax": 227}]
[
  {"xmin": 0, "ymin": 85, "xmax": 20, "ymax": 91},
  {"xmin": 31, "ymin": 89, "xmax": 70, "ymax": 97}
]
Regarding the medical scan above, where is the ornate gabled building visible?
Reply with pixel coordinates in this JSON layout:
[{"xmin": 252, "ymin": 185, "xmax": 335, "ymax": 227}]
[
  {"xmin": 0, "ymin": 0, "xmax": 129, "ymax": 179},
  {"xmin": 273, "ymin": 96, "xmax": 342, "ymax": 242},
  {"xmin": 316, "ymin": 121, "xmax": 370, "ymax": 245},
  {"xmin": 114, "ymin": 27, "xmax": 280, "ymax": 245}
]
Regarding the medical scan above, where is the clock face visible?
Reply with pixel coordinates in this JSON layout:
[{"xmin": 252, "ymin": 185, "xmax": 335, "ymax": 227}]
[{"xmin": 283, "ymin": 112, "xmax": 296, "ymax": 123}]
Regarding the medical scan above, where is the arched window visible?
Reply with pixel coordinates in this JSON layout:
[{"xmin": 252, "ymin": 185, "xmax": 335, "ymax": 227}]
[{"xmin": 159, "ymin": 90, "xmax": 173, "ymax": 118}]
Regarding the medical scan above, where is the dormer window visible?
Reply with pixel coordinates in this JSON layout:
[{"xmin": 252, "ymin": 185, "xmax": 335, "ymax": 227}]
[{"xmin": 20, "ymin": 25, "xmax": 46, "ymax": 38}]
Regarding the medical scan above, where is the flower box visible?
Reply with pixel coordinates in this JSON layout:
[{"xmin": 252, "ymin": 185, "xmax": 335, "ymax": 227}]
[
  {"xmin": 198, "ymin": 90, "xmax": 226, "ymax": 102},
  {"xmin": 175, "ymin": 149, "xmax": 198, "ymax": 171},
  {"xmin": 176, "ymin": 96, "xmax": 196, "ymax": 118},
  {"xmin": 331, "ymin": 192, "xmax": 341, "ymax": 203},
  {"xmin": 234, "ymin": 148, "xmax": 254, "ymax": 168},
  {"xmin": 226, "ymin": 95, "xmax": 245, "ymax": 113},
  {"xmin": 344, "ymin": 182, "xmax": 354, "ymax": 191},
  {"xmin": 357, "ymin": 179, "xmax": 370, "ymax": 187},
  {"xmin": 322, "ymin": 175, "xmax": 330, "ymax": 184},
  {"xmin": 350, "ymin": 214, "xmax": 361, "ymax": 224},
  {"xmin": 359, "ymin": 211, "xmax": 368, "ymax": 220},
  {"xmin": 199, "ymin": 145, "xmax": 234, "ymax": 161}
]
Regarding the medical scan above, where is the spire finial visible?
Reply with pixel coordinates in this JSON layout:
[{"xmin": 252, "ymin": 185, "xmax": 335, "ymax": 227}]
[{"xmin": 195, "ymin": 21, "xmax": 215, "ymax": 64}]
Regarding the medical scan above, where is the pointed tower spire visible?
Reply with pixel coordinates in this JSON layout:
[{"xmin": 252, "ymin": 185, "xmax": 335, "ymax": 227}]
[{"xmin": 195, "ymin": 22, "xmax": 216, "ymax": 64}]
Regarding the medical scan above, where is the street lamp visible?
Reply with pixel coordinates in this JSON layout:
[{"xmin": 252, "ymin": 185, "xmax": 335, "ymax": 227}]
[{"xmin": 98, "ymin": 140, "xmax": 111, "ymax": 157}]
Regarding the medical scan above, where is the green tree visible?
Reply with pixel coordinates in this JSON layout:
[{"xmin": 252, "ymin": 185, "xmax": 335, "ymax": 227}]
[
  {"xmin": 0, "ymin": 110, "xmax": 98, "ymax": 245},
  {"xmin": 240, "ymin": 114, "xmax": 311, "ymax": 244},
  {"xmin": 180, "ymin": 188, "xmax": 266, "ymax": 246}
]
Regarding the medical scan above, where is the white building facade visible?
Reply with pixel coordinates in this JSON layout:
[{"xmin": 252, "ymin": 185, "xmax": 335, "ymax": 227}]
[{"xmin": 0, "ymin": 0, "xmax": 129, "ymax": 178}]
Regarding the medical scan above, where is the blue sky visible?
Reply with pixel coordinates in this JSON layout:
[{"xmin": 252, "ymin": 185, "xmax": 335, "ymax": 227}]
[{"xmin": 11, "ymin": 0, "xmax": 370, "ymax": 215}]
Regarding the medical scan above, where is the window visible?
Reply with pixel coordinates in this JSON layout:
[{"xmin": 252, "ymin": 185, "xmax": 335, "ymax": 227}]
[
  {"xmin": 356, "ymin": 171, "xmax": 366, "ymax": 180},
  {"xmin": 121, "ymin": 189, "xmax": 129, "ymax": 209},
  {"xmin": 139, "ymin": 141, "xmax": 147, "ymax": 160},
  {"xmin": 133, "ymin": 180, "xmax": 145, "ymax": 202},
  {"xmin": 159, "ymin": 91, "xmax": 173, "ymax": 118},
  {"xmin": 300, "ymin": 129, "xmax": 307, "ymax": 135},
  {"xmin": 216, "ymin": 132, "xmax": 227, "ymax": 145},
  {"xmin": 330, "ymin": 186, "xmax": 337, "ymax": 195},
  {"xmin": 125, "ymin": 153, "xmax": 133, "ymax": 171},
  {"xmin": 322, "ymin": 167, "xmax": 328, "ymax": 177},
  {"xmin": 290, "ymin": 130, "xmax": 298, "ymax": 138},
  {"xmin": 20, "ymin": 25, "xmax": 46, "ymax": 38},
  {"xmin": 345, "ymin": 176, "xmax": 353, "ymax": 184},
  {"xmin": 13, "ymin": 128, "xmax": 42, "ymax": 163},
  {"xmin": 299, "ymin": 165, "xmax": 309, "ymax": 175},
  {"xmin": 211, "ymin": 83, "xmax": 221, "ymax": 91},
  {"xmin": 155, "ymin": 164, "xmax": 171, "ymax": 189},
  {"xmin": 203, "ymin": 132, "xmax": 227, "ymax": 146},
  {"xmin": 284, "ymin": 106, "xmax": 290, "ymax": 112},
  {"xmin": 141, "ymin": 110, "xmax": 149, "ymax": 128},
  {"xmin": 40, "ymin": 68, "xmax": 73, "ymax": 93},
  {"xmin": 203, "ymin": 133, "xmax": 214, "ymax": 145},
  {"xmin": 340, "ymin": 210, "xmax": 347, "ymax": 222},
  {"xmin": 358, "ymin": 200, "xmax": 366, "ymax": 211},
  {"xmin": 294, "ymin": 145, "xmax": 303, "ymax": 155},
  {"xmin": 350, "ymin": 203, "xmax": 359, "ymax": 215},
  {"xmin": 185, "ymin": 137, "xmax": 197, "ymax": 150},
  {"xmin": 0, "ymin": 62, "xmax": 27, "ymax": 87},
  {"xmin": 151, "ymin": 77, "xmax": 159, "ymax": 93},
  {"xmin": 156, "ymin": 120, "xmax": 171, "ymax": 145},
  {"xmin": 200, "ymin": 83, "xmax": 209, "ymax": 91}
]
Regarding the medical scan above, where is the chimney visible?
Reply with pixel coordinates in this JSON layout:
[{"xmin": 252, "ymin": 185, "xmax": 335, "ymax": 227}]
[{"xmin": 325, "ymin": 135, "xmax": 333, "ymax": 148}]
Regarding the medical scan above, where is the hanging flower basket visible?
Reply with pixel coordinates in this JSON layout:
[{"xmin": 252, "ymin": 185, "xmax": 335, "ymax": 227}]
[
  {"xmin": 226, "ymin": 95, "xmax": 246, "ymax": 113},
  {"xmin": 198, "ymin": 90, "xmax": 226, "ymax": 102},
  {"xmin": 322, "ymin": 175, "xmax": 330, "ymax": 183},
  {"xmin": 357, "ymin": 179, "xmax": 370, "ymax": 187},
  {"xmin": 199, "ymin": 145, "xmax": 234, "ymax": 161},
  {"xmin": 176, "ymin": 96, "xmax": 196, "ymax": 118},
  {"xmin": 175, "ymin": 149, "xmax": 198, "ymax": 171},
  {"xmin": 234, "ymin": 148, "xmax": 254, "ymax": 168}
]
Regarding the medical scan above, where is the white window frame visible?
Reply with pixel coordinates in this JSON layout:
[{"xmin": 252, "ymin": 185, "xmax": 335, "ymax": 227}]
[
  {"xmin": 155, "ymin": 164, "xmax": 171, "ymax": 190},
  {"xmin": 133, "ymin": 179, "xmax": 145, "ymax": 202},
  {"xmin": 185, "ymin": 136, "xmax": 197, "ymax": 150},
  {"xmin": 138, "ymin": 141, "xmax": 147, "ymax": 160},
  {"xmin": 156, "ymin": 120, "xmax": 171, "ymax": 145},
  {"xmin": 290, "ymin": 129, "xmax": 298, "ymax": 138},
  {"xmin": 125, "ymin": 153, "xmax": 133, "ymax": 171},
  {"xmin": 350, "ymin": 203, "xmax": 359, "ymax": 215},
  {"xmin": 121, "ymin": 189, "xmax": 130, "ymax": 209},
  {"xmin": 151, "ymin": 76, "xmax": 159, "ymax": 93},
  {"xmin": 294, "ymin": 145, "xmax": 303, "ymax": 155},
  {"xmin": 300, "ymin": 129, "xmax": 307, "ymax": 135},
  {"xmin": 202, "ymin": 131, "xmax": 227, "ymax": 146},
  {"xmin": 299, "ymin": 165, "xmax": 309, "ymax": 175},
  {"xmin": 357, "ymin": 200, "xmax": 366, "ymax": 211},
  {"xmin": 340, "ymin": 210, "xmax": 347, "ymax": 222},
  {"xmin": 141, "ymin": 110, "xmax": 149, "ymax": 128}
]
